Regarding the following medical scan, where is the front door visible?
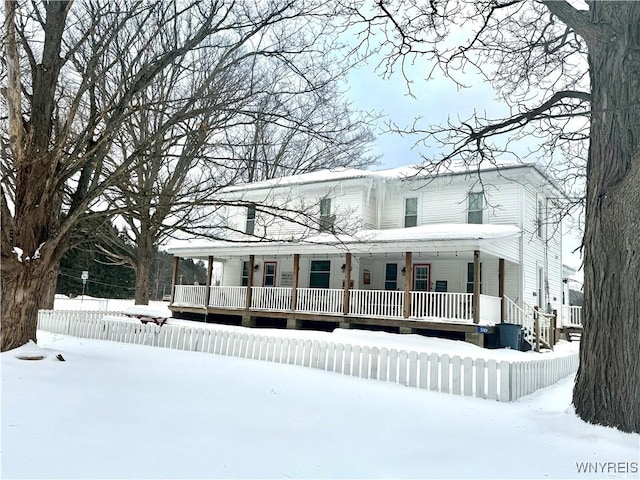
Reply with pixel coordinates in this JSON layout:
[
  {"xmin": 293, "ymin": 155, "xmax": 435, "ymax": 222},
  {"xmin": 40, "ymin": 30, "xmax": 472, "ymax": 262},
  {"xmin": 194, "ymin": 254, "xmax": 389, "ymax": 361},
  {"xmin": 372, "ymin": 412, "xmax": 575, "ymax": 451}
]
[{"xmin": 413, "ymin": 264, "xmax": 431, "ymax": 291}]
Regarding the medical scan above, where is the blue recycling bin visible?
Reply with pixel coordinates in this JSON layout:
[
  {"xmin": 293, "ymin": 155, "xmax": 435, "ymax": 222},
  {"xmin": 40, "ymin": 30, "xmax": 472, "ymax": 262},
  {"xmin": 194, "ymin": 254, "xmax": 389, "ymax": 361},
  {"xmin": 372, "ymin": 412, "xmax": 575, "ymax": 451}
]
[{"xmin": 497, "ymin": 323, "xmax": 523, "ymax": 350}]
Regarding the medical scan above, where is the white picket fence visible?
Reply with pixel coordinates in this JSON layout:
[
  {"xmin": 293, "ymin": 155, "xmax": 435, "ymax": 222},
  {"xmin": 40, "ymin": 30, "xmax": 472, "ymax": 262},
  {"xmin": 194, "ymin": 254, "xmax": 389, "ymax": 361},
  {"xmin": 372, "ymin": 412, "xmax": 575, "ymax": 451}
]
[{"xmin": 37, "ymin": 310, "xmax": 578, "ymax": 402}]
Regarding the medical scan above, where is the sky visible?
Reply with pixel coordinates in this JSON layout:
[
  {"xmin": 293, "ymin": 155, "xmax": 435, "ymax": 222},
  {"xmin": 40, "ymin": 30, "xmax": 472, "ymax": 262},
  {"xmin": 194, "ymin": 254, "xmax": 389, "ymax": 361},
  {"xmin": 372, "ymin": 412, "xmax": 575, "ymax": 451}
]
[{"xmin": 346, "ymin": 59, "xmax": 585, "ymax": 280}]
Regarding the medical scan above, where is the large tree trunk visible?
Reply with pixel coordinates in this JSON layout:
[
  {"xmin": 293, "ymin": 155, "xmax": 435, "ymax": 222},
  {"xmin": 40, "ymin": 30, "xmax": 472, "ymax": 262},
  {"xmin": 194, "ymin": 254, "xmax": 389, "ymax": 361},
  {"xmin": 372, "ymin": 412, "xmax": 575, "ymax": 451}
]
[
  {"xmin": 573, "ymin": 4, "xmax": 640, "ymax": 433},
  {"xmin": 133, "ymin": 230, "xmax": 155, "ymax": 305},
  {"xmin": 1, "ymin": 258, "xmax": 55, "ymax": 350}
]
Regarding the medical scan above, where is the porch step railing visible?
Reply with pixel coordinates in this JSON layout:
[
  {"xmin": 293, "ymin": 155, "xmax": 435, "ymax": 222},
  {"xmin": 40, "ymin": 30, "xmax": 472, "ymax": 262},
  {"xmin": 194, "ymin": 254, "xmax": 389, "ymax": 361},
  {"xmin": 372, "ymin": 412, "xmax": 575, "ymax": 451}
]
[{"xmin": 503, "ymin": 297, "xmax": 554, "ymax": 351}]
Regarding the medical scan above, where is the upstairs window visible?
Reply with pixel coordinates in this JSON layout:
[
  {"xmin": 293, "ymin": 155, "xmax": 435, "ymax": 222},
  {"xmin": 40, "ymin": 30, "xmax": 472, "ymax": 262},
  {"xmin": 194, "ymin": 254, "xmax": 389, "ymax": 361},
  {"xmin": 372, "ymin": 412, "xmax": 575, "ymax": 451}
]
[
  {"xmin": 319, "ymin": 197, "xmax": 334, "ymax": 232},
  {"xmin": 404, "ymin": 197, "xmax": 418, "ymax": 227},
  {"xmin": 246, "ymin": 204, "xmax": 256, "ymax": 235},
  {"xmin": 467, "ymin": 191, "xmax": 484, "ymax": 224}
]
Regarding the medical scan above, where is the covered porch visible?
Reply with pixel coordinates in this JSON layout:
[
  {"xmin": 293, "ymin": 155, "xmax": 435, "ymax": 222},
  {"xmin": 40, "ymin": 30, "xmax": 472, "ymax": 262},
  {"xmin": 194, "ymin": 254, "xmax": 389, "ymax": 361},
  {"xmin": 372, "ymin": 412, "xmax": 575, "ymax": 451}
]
[{"xmin": 167, "ymin": 225, "xmax": 524, "ymax": 345}]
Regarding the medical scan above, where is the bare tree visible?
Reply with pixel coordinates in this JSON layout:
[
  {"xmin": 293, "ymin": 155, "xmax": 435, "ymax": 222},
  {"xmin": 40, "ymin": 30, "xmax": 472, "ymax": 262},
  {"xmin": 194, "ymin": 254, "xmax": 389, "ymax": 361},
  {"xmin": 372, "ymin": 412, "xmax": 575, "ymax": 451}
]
[
  {"xmin": 340, "ymin": 0, "xmax": 639, "ymax": 433},
  {"xmin": 228, "ymin": 66, "xmax": 377, "ymax": 183},
  {"xmin": 94, "ymin": 13, "xmax": 375, "ymax": 305},
  {"xmin": 0, "ymin": 0, "xmax": 343, "ymax": 350}
]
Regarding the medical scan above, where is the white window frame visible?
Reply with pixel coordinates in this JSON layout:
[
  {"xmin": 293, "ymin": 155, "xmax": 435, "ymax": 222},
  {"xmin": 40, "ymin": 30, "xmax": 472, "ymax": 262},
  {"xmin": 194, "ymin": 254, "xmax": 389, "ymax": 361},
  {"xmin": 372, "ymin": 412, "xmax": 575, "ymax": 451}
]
[
  {"xmin": 404, "ymin": 197, "xmax": 418, "ymax": 228},
  {"xmin": 467, "ymin": 191, "xmax": 484, "ymax": 224}
]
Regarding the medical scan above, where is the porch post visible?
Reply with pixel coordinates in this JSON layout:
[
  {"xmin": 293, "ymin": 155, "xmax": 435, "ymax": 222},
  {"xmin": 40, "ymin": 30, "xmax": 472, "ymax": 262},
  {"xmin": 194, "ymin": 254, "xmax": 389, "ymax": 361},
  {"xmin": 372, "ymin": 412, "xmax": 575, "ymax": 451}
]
[
  {"xmin": 204, "ymin": 256, "xmax": 213, "ymax": 310},
  {"xmin": 170, "ymin": 256, "xmax": 179, "ymax": 304},
  {"xmin": 498, "ymin": 258, "xmax": 505, "ymax": 323},
  {"xmin": 342, "ymin": 253, "xmax": 352, "ymax": 316},
  {"xmin": 403, "ymin": 252, "xmax": 413, "ymax": 318},
  {"xmin": 246, "ymin": 255, "xmax": 255, "ymax": 310},
  {"xmin": 473, "ymin": 250, "xmax": 480, "ymax": 324},
  {"xmin": 291, "ymin": 254, "xmax": 300, "ymax": 312}
]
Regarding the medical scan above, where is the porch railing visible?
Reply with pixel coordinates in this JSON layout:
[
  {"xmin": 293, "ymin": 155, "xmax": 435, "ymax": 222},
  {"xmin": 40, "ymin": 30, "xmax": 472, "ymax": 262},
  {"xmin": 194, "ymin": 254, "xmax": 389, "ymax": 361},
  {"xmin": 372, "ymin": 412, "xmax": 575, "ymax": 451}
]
[
  {"xmin": 561, "ymin": 306, "xmax": 582, "ymax": 327},
  {"xmin": 349, "ymin": 289, "xmax": 404, "ymax": 318},
  {"xmin": 173, "ymin": 285, "xmax": 207, "ymax": 307},
  {"xmin": 411, "ymin": 291, "xmax": 473, "ymax": 321},
  {"xmin": 252, "ymin": 287, "xmax": 293, "ymax": 311},
  {"xmin": 208, "ymin": 286, "xmax": 247, "ymax": 309},
  {"xmin": 172, "ymin": 285, "xmax": 505, "ymax": 324},
  {"xmin": 479, "ymin": 294, "xmax": 502, "ymax": 324},
  {"xmin": 503, "ymin": 297, "xmax": 555, "ymax": 350},
  {"xmin": 297, "ymin": 288, "xmax": 343, "ymax": 315}
]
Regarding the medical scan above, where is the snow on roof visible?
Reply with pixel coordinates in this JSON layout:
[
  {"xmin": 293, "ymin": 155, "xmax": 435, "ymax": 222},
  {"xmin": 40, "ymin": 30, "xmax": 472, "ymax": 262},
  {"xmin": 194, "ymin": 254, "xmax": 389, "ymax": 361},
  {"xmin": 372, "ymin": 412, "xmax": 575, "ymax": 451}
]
[
  {"xmin": 222, "ymin": 160, "xmax": 538, "ymax": 194},
  {"xmin": 166, "ymin": 224, "xmax": 520, "ymax": 257}
]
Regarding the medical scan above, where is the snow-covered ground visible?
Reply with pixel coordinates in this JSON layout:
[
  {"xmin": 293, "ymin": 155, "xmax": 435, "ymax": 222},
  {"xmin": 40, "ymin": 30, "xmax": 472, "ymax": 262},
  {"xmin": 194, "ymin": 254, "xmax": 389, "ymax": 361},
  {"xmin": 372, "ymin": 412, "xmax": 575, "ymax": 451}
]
[{"xmin": 2, "ymin": 329, "xmax": 638, "ymax": 479}]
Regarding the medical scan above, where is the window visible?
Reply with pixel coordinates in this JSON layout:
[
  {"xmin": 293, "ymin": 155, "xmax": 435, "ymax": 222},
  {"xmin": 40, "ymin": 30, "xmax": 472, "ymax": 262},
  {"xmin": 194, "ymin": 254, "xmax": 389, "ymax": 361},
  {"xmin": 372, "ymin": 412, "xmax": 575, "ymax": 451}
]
[
  {"xmin": 319, "ymin": 197, "xmax": 334, "ymax": 232},
  {"xmin": 404, "ymin": 197, "xmax": 418, "ymax": 227},
  {"xmin": 309, "ymin": 260, "xmax": 331, "ymax": 288},
  {"xmin": 537, "ymin": 198, "xmax": 544, "ymax": 238},
  {"xmin": 466, "ymin": 262, "xmax": 483, "ymax": 294},
  {"xmin": 241, "ymin": 261, "xmax": 249, "ymax": 286},
  {"xmin": 468, "ymin": 192, "xmax": 484, "ymax": 224},
  {"xmin": 263, "ymin": 261, "xmax": 277, "ymax": 287},
  {"xmin": 246, "ymin": 204, "xmax": 256, "ymax": 235},
  {"xmin": 385, "ymin": 263, "xmax": 398, "ymax": 290}
]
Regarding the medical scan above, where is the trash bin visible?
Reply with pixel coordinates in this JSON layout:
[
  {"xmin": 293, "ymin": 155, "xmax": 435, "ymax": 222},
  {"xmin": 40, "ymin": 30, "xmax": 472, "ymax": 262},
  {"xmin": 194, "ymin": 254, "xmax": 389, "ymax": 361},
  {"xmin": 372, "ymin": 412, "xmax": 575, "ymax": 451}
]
[{"xmin": 497, "ymin": 323, "xmax": 523, "ymax": 350}]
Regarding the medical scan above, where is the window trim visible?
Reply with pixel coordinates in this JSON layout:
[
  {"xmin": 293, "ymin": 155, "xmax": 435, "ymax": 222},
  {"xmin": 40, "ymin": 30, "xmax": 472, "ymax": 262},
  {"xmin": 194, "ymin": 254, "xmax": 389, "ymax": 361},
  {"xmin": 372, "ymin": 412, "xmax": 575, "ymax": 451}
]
[
  {"xmin": 246, "ymin": 204, "xmax": 256, "ymax": 235},
  {"xmin": 413, "ymin": 263, "xmax": 431, "ymax": 292},
  {"xmin": 467, "ymin": 191, "xmax": 484, "ymax": 224},
  {"xmin": 404, "ymin": 197, "xmax": 418, "ymax": 228}
]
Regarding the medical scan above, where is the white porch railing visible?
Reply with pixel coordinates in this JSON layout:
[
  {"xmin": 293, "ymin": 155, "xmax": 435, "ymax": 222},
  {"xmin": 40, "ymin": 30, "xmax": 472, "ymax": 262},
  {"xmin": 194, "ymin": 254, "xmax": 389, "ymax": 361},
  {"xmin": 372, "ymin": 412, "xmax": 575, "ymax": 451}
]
[
  {"xmin": 173, "ymin": 285, "xmax": 207, "ymax": 307},
  {"xmin": 479, "ymin": 294, "xmax": 502, "ymax": 325},
  {"xmin": 174, "ymin": 285, "xmax": 503, "ymax": 324},
  {"xmin": 410, "ymin": 292, "xmax": 473, "ymax": 321},
  {"xmin": 252, "ymin": 287, "xmax": 293, "ymax": 311},
  {"xmin": 297, "ymin": 288, "xmax": 343, "ymax": 315},
  {"xmin": 561, "ymin": 306, "xmax": 582, "ymax": 327},
  {"xmin": 208, "ymin": 286, "xmax": 247, "ymax": 309},
  {"xmin": 349, "ymin": 290, "xmax": 404, "ymax": 318}
]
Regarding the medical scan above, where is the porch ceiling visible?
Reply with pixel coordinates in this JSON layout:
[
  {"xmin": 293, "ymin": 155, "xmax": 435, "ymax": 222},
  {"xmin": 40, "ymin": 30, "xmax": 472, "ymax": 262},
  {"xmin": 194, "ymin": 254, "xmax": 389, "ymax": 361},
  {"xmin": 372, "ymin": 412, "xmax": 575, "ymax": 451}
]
[{"xmin": 166, "ymin": 223, "xmax": 521, "ymax": 263}]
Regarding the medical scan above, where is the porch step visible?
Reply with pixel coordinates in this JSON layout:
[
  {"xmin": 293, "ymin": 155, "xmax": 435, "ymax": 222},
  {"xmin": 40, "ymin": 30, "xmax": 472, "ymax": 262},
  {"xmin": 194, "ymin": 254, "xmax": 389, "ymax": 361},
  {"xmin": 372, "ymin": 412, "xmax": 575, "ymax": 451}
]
[{"xmin": 567, "ymin": 332, "xmax": 582, "ymax": 342}]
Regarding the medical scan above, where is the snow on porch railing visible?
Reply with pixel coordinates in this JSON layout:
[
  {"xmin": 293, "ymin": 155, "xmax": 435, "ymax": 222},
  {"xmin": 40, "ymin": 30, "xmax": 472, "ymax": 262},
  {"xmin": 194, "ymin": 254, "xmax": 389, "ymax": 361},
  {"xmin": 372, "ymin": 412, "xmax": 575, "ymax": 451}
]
[
  {"xmin": 561, "ymin": 306, "xmax": 582, "ymax": 327},
  {"xmin": 37, "ymin": 309, "xmax": 579, "ymax": 402},
  {"xmin": 349, "ymin": 289, "xmax": 404, "ymax": 318},
  {"xmin": 173, "ymin": 285, "xmax": 207, "ymax": 307},
  {"xmin": 296, "ymin": 288, "xmax": 343, "ymax": 315},
  {"xmin": 208, "ymin": 286, "xmax": 246, "ymax": 309},
  {"xmin": 410, "ymin": 292, "xmax": 473, "ymax": 321}
]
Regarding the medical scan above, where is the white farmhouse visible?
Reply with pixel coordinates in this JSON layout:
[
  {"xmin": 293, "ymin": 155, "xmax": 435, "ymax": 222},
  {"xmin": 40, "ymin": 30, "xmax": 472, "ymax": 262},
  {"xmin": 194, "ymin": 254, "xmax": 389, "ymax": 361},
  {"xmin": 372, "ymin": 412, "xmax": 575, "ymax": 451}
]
[{"xmin": 166, "ymin": 162, "xmax": 580, "ymax": 350}]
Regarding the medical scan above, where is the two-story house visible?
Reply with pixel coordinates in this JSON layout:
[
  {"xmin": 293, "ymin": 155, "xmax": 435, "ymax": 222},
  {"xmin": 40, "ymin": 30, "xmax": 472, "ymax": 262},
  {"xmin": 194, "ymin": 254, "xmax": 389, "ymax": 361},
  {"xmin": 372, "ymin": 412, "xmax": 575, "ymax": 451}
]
[{"xmin": 166, "ymin": 162, "xmax": 570, "ymax": 349}]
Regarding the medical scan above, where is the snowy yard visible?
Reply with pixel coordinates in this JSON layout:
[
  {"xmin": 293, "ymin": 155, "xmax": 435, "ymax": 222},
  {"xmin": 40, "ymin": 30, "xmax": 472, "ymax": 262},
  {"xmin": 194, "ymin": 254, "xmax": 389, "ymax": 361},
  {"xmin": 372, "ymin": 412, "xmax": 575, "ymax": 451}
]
[{"xmin": 2, "ymin": 324, "xmax": 638, "ymax": 479}]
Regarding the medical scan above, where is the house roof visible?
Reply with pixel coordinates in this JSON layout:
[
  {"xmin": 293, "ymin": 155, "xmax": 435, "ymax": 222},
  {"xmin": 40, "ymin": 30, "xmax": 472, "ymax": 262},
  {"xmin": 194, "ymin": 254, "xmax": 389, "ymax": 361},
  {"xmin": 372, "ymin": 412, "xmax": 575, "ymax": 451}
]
[
  {"xmin": 221, "ymin": 160, "xmax": 556, "ymax": 195},
  {"xmin": 165, "ymin": 223, "xmax": 521, "ymax": 262}
]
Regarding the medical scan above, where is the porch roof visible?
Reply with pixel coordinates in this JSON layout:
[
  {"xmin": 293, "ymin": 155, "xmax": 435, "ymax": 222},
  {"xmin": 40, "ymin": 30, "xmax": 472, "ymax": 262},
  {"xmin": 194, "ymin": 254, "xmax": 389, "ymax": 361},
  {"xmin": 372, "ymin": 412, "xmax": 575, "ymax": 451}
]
[{"xmin": 166, "ymin": 223, "xmax": 521, "ymax": 263}]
